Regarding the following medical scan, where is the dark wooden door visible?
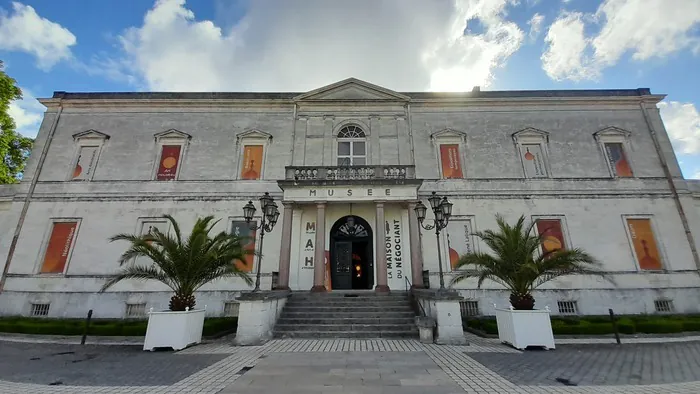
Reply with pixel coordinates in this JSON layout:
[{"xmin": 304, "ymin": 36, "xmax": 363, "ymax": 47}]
[{"xmin": 332, "ymin": 241, "xmax": 352, "ymax": 290}]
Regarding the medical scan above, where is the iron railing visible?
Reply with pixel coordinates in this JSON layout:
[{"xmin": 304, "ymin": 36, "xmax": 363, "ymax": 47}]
[{"xmin": 286, "ymin": 165, "xmax": 415, "ymax": 181}]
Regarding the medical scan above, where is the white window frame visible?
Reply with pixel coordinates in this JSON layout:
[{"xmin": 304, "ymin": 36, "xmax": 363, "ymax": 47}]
[
  {"xmin": 152, "ymin": 130, "xmax": 191, "ymax": 181},
  {"xmin": 594, "ymin": 127, "xmax": 635, "ymax": 178},
  {"xmin": 132, "ymin": 218, "xmax": 171, "ymax": 264},
  {"xmin": 530, "ymin": 215, "xmax": 572, "ymax": 256},
  {"xmin": 68, "ymin": 130, "xmax": 109, "ymax": 181},
  {"xmin": 35, "ymin": 218, "xmax": 82, "ymax": 275},
  {"xmin": 336, "ymin": 125, "xmax": 367, "ymax": 167},
  {"xmin": 513, "ymin": 128, "xmax": 551, "ymax": 179},
  {"xmin": 235, "ymin": 130, "xmax": 272, "ymax": 180},
  {"xmin": 441, "ymin": 215, "xmax": 478, "ymax": 272},
  {"xmin": 431, "ymin": 129, "xmax": 468, "ymax": 180},
  {"xmin": 621, "ymin": 214, "xmax": 667, "ymax": 271}
]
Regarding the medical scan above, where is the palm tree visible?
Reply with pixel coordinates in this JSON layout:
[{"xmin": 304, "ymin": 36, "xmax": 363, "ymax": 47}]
[
  {"xmin": 101, "ymin": 215, "xmax": 253, "ymax": 311},
  {"xmin": 451, "ymin": 214, "xmax": 610, "ymax": 310}
]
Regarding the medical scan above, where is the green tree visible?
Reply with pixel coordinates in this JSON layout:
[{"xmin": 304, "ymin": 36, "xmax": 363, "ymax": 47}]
[
  {"xmin": 451, "ymin": 214, "xmax": 610, "ymax": 310},
  {"xmin": 101, "ymin": 215, "xmax": 254, "ymax": 311},
  {"xmin": 0, "ymin": 60, "xmax": 33, "ymax": 184}
]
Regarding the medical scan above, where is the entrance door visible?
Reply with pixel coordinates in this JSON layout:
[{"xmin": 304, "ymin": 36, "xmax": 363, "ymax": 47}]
[
  {"xmin": 332, "ymin": 241, "xmax": 352, "ymax": 290},
  {"xmin": 330, "ymin": 215, "xmax": 374, "ymax": 290}
]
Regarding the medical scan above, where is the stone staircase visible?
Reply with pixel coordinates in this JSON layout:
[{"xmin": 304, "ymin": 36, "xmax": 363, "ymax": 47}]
[{"xmin": 273, "ymin": 291, "xmax": 418, "ymax": 339}]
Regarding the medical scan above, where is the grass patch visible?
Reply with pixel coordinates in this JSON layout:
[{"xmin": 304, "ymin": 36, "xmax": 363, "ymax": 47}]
[
  {"xmin": 0, "ymin": 316, "xmax": 238, "ymax": 338},
  {"xmin": 464, "ymin": 314, "xmax": 700, "ymax": 337}
]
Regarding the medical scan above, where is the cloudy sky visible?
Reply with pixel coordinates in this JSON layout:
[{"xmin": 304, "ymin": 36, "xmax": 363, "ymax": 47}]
[{"xmin": 1, "ymin": 0, "xmax": 699, "ymax": 178}]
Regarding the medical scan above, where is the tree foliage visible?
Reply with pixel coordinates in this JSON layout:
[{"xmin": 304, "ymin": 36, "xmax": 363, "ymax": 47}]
[
  {"xmin": 451, "ymin": 214, "xmax": 611, "ymax": 310},
  {"xmin": 101, "ymin": 215, "xmax": 254, "ymax": 311},
  {"xmin": 0, "ymin": 60, "xmax": 33, "ymax": 184}
]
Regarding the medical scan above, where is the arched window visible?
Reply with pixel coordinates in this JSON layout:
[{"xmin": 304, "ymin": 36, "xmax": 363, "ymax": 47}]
[{"xmin": 337, "ymin": 125, "xmax": 366, "ymax": 166}]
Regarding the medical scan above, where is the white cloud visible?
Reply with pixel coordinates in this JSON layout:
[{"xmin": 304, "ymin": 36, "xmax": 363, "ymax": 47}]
[
  {"xmin": 8, "ymin": 88, "xmax": 44, "ymax": 138},
  {"xmin": 527, "ymin": 13, "xmax": 545, "ymax": 41},
  {"xmin": 541, "ymin": 12, "xmax": 598, "ymax": 81},
  {"xmin": 658, "ymin": 101, "xmax": 700, "ymax": 155},
  {"xmin": 116, "ymin": 0, "xmax": 524, "ymax": 92},
  {"xmin": 0, "ymin": 2, "xmax": 76, "ymax": 70},
  {"xmin": 541, "ymin": 0, "xmax": 700, "ymax": 81}
]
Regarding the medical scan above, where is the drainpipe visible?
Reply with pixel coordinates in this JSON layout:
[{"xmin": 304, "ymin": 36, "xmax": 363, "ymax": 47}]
[
  {"xmin": 639, "ymin": 101, "xmax": 700, "ymax": 271},
  {"xmin": 0, "ymin": 100, "xmax": 63, "ymax": 292}
]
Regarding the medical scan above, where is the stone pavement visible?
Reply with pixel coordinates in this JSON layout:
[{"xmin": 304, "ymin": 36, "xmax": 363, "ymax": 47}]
[{"xmin": 1, "ymin": 335, "xmax": 700, "ymax": 393}]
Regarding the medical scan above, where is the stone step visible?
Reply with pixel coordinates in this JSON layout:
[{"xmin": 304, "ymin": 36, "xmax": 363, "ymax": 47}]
[
  {"xmin": 276, "ymin": 317, "xmax": 415, "ymax": 325},
  {"xmin": 283, "ymin": 300, "xmax": 412, "ymax": 307},
  {"xmin": 282, "ymin": 306, "xmax": 414, "ymax": 313},
  {"xmin": 275, "ymin": 324, "xmax": 415, "ymax": 332},
  {"xmin": 280, "ymin": 311, "xmax": 415, "ymax": 319},
  {"xmin": 273, "ymin": 331, "xmax": 418, "ymax": 339},
  {"xmin": 288, "ymin": 294, "xmax": 410, "ymax": 301}
]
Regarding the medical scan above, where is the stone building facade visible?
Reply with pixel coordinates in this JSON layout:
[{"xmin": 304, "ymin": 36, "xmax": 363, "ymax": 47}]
[{"xmin": 1, "ymin": 78, "xmax": 699, "ymax": 319}]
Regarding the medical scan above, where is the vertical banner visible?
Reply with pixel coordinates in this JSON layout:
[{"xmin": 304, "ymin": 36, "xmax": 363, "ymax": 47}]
[
  {"xmin": 605, "ymin": 143, "xmax": 633, "ymax": 177},
  {"xmin": 521, "ymin": 144, "xmax": 547, "ymax": 177},
  {"xmin": 385, "ymin": 208, "xmax": 408, "ymax": 289},
  {"xmin": 536, "ymin": 219, "xmax": 566, "ymax": 253},
  {"xmin": 446, "ymin": 219, "xmax": 474, "ymax": 270},
  {"xmin": 71, "ymin": 146, "xmax": 99, "ymax": 180},
  {"xmin": 156, "ymin": 145, "xmax": 181, "ymax": 180},
  {"xmin": 41, "ymin": 222, "xmax": 78, "ymax": 273},
  {"xmin": 231, "ymin": 221, "xmax": 256, "ymax": 272},
  {"xmin": 627, "ymin": 218, "xmax": 662, "ymax": 270},
  {"xmin": 324, "ymin": 251, "xmax": 332, "ymax": 291},
  {"xmin": 241, "ymin": 145, "xmax": 264, "ymax": 180},
  {"xmin": 439, "ymin": 144, "xmax": 463, "ymax": 179}
]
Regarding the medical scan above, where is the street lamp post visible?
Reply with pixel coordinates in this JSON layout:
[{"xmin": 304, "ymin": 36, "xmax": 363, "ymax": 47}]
[
  {"xmin": 414, "ymin": 192, "xmax": 453, "ymax": 291},
  {"xmin": 243, "ymin": 192, "xmax": 280, "ymax": 292}
]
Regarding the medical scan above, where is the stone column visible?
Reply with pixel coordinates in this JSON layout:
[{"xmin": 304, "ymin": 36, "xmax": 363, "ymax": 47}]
[
  {"xmin": 374, "ymin": 202, "xmax": 390, "ymax": 293},
  {"xmin": 311, "ymin": 202, "xmax": 327, "ymax": 292},
  {"xmin": 276, "ymin": 202, "xmax": 294, "ymax": 290},
  {"xmin": 408, "ymin": 202, "xmax": 424, "ymax": 288}
]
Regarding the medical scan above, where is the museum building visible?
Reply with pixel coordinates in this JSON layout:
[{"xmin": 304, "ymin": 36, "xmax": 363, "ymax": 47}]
[{"xmin": 0, "ymin": 78, "xmax": 699, "ymax": 319}]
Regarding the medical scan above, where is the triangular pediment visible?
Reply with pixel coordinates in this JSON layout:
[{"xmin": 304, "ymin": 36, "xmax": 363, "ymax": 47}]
[
  {"xmin": 431, "ymin": 128, "xmax": 467, "ymax": 141},
  {"xmin": 154, "ymin": 129, "xmax": 192, "ymax": 141},
  {"xmin": 236, "ymin": 129, "xmax": 273, "ymax": 142},
  {"xmin": 72, "ymin": 129, "xmax": 110, "ymax": 140},
  {"xmin": 594, "ymin": 126, "xmax": 631, "ymax": 138},
  {"xmin": 512, "ymin": 127, "xmax": 549, "ymax": 143},
  {"xmin": 294, "ymin": 78, "xmax": 409, "ymax": 102}
]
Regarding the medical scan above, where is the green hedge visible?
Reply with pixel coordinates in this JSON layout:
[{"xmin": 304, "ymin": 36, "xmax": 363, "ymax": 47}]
[
  {"xmin": 464, "ymin": 314, "xmax": 700, "ymax": 336},
  {"xmin": 0, "ymin": 316, "xmax": 238, "ymax": 337}
]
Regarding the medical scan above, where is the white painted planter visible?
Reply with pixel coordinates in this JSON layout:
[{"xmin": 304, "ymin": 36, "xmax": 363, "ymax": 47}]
[
  {"xmin": 143, "ymin": 308, "xmax": 206, "ymax": 351},
  {"xmin": 495, "ymin": 307, "xmax": 555, "ymax": 350}
]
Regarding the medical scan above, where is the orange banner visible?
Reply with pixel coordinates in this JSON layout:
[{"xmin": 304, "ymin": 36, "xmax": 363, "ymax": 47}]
[
  {"xmin": 324, "ymin": 251, "xmax": 332, "ymax": 291},
  {"xmin": 41, "ymin": 222, "xmax": 78, "ymax": 273},
  {"xmin": 241, "ymin": 145, "xmax": 263, "ymax": 180},
  {"xmin": 440, "ymin": 144, "xmax": 463, "ymax": 179},
  {"xmin": 536, "ymin": 219, "xmax": 566, "ymax": 253},
  {"xmin": 627, "ymin": 219, "xmax": 662, "ymax": 270},
  {"xmin": 157, "ymin": 145, "xmax": 181, "ymax": 180}
]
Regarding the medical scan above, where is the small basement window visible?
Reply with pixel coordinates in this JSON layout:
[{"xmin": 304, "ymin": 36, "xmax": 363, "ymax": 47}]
[
  {"xmin": 654, "ymin": 299, "xmax": 674, "ymax": 313},
  {"xmin": 459, "ymin": 300, "xmax": 480, "ymax": 317},
  {"xmin": 557, "ymin": 301, "xmax": 578, "ymax": 315},
  {"xmin": 31, "ymin": 303, "xmax": 50, "ymax": 317},
  {"xmin": 224, "ymin": 302, "xmax": 239, "ymax": 317},
  {"xmin": 126, "ymin": 303, "xmax": 147, "ymax": 318}
]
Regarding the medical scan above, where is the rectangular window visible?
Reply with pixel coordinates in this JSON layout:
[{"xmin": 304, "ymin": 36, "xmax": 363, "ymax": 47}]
[
  {"xmin": 536, "ymin": 219, "xmax": 566, "ymax": 253},
  {"xmin": 71, "ymin": 146, "xmax": 99, "ymax": 181},
  {"xmin": 446, "ymin": 219, "xmax": 476, "ymax": 270},
  {"xmin": 156, "ymin": 145, "xmax": 182, "ymax": 180},
  {"xmin": 604, "ymin": 143, "xmax": 633, "ymax": 177},
  {"xmin": 230, "ymin": 221, "xmax": 256, "ymax": 272},
  {"xmin": 240, "ymin": 145, "xmax": 264, "ymax": 180},
  {"xmin": 126, "ymin": 303, "xmax": 147, "ymax": 318},
  {"xmin": 223, "ymin": 301, "xmax": 240, "ymax": 317},
  {"xmin": 521, "ymin": 144, "xmax": 547, "ymax": 178},
  {"xmin": 654, "ymin": 299, "xmax": 674, "ymax": 313},
  {"xmin": 557, "ymin": 301, "xmax": 578, "ymax": 315},
  {"xmin": 439, "ymin": 144, "xmax": 463, "ymax": 179},
  {"xmin": 31, "ymin": 303, "xmax": 50, "ymax": 317},
  {"xmin": 626, "ymin": 218, "xmax": 663, "ymax": 270},
  {"xmin": 459, "ymin": 300, "xmax": 480, "ymax": 317},
  {"xmin": 40, "ymin": 221, "xmax": 78, "ymax": 274}
]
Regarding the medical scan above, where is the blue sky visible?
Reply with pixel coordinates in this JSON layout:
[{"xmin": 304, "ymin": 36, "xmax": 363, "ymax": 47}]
[{"xmin": 2, "ymin": 0, "xmax": 699, "ymax": 178}]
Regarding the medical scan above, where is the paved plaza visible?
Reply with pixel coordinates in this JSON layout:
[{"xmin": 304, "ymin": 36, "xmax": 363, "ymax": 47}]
[{"xmin": 2, "ymin": 335, "xmax": 700, "ymax": 393}]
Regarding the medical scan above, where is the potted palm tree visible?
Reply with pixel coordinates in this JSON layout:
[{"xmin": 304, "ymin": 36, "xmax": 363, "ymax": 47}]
[
  {"xmin": 451, "ymin": 214, "xmax": 609, "ymax": 350},
  {"xmin": 101, "ymin": 215, "xmax": 253, "ymax": 351}
]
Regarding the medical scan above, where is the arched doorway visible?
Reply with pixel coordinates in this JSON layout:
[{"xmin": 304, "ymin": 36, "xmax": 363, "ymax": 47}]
[{"xmin": 330, "ymin": 215, "xmax": 374, "ymax": 290}]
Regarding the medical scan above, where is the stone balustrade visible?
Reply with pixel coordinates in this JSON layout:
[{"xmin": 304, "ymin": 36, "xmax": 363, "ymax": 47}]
[{"xmin": 286, "ymin": 165, "xmax": 415, "ymax": 182}]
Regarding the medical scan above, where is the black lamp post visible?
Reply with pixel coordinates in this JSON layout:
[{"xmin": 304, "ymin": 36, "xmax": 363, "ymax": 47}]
[
  {"xmin": 414, "ymin": 192, "xmax": 453, "ymax": 291},
  {"xmin": 243, "ymin": 192, "xmax": 280, "ymax": 292}
]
